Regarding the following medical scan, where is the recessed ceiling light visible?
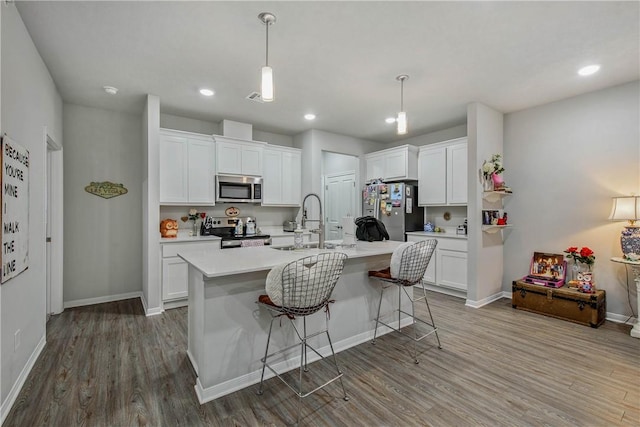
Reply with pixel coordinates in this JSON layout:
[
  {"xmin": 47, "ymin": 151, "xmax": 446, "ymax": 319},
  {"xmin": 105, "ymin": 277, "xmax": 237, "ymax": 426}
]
[
  {"xmin": 103, "ymin": 86, "xmax": 118, "ymax": 95},
  {"xmin": 578, "ymin": 64, "xmax": 600, "ymax": 76},
  {"xmin": 199, "ymin": 88, "xmax": 215, "ymax": 96},
  {"xmin": 304, "ymin": 113, "xmax": 316, "ymax": 121},
  {"xmin": 385, "ymin": 117, "xmax": 396, "ymax": 124}
]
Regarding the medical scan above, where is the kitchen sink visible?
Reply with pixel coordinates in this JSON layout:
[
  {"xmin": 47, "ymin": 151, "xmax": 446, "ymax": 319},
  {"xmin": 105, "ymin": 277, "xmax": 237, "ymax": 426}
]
[{"xmin": 270, "ymin": 243, "xmax": 319, "ymax": 251}]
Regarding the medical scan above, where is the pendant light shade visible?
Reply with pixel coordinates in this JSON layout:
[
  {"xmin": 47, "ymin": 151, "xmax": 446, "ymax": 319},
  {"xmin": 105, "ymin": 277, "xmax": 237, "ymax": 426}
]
[
  {"xmin": 259, "ymin": 12, "xmax": 276, "ymax": 102},
  {"xmin": 261, "ymin": 66, "xmax": 273, "ymax": 102},
  {"xmin": 396, "ymin": 75, "xmax": 409, "ymax": 135}
]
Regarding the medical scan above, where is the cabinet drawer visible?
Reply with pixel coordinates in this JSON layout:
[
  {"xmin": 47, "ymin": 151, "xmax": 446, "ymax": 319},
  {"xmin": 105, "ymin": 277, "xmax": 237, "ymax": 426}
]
[
  {"xmin": 161, "ymin": 241, "xmax": 220, "ymax": 257},
  {"xmin": 436, "ymin": 238, "xmax": 467, "ymax": 252}
]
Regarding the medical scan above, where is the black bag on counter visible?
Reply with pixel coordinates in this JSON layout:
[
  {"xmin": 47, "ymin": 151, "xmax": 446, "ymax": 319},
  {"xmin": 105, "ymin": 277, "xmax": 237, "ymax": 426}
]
[{"xmin": 355, "ymin": 216, "xmax": 389, "ymax": 242}]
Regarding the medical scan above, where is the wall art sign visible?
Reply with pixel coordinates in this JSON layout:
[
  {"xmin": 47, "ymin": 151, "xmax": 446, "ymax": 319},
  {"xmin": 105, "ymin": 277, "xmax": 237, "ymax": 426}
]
[
  {"xmin": 1, "ymin": 135, "xmax": 30, "ymax": 283},
  {"xmin": 84, "ymin": 181, "xmax": 128, "ymax": 199}
]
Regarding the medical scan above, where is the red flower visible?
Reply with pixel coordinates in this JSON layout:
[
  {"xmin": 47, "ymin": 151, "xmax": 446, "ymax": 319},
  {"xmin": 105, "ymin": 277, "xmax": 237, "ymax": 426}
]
[
  {"xmin": 200, "ymin": 212, "xmax": 206, "ymax": 219},
  {"xmin": 579, "ymin": 247, "xmax": 594, "ymax": 258},
  {"xmin": 565, "ymin": 247, "xmax": 578, "ymax": 254}
]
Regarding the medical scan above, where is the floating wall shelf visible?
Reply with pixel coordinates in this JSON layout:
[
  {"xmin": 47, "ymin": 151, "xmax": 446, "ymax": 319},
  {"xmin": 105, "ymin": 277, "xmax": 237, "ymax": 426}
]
[
  {"xmin": 482, "ymin": 224, "xmax": 513, "ymax": 234},
  {"xmin": 482, "ymin": 191, "xmax": 513, "ymax": 203}
]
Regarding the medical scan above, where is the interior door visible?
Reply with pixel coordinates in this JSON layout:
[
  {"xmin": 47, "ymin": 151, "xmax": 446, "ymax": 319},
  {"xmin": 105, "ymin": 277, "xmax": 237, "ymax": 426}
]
[{"xmin": 325, "ymin": 172, "xmax": 356, "ymax": 240}]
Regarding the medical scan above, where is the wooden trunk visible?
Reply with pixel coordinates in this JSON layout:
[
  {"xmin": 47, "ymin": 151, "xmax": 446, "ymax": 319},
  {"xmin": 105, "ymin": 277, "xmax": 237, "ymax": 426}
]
[{"xmin": 512, "ymin": 280, "xmax": 606, "ymax": 328}]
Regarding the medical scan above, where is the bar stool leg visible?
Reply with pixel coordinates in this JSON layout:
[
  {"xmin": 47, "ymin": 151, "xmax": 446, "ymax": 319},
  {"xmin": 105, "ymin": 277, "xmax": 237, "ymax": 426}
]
[
  {"xmin": 257, "ymin": 316, "xmax": 277, "ymax": 395},
  {"xmin": 420, "ymin": 284, "xmax": 442, "ymax": 349},
  {"xmin": 324, "ymin": 317, "xmax": 349, "ymax": 402},
  {"xmin": 371, "ymin": 286, "xmax": 385, "ymax": 345}
]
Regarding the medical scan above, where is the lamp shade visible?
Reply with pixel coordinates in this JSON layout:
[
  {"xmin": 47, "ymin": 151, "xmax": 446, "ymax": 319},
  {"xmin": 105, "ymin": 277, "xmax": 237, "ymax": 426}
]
[
  {"xmin": 261, "ymin": 66, "xmax": 274, "ymax": 102},
  {"xmin": 609, "ymin": 196, "xmax": 640, "ymax": 222},
  {"xmin": 397, "ymin": 111, "xmax": 407, "ymax": 135}
]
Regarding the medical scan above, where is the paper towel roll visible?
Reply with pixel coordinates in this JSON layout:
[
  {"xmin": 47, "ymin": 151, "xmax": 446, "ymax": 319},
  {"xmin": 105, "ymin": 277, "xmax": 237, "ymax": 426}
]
[{"xmin": 342, "ymin": 216, "xmax": 356, "ymax": 245}]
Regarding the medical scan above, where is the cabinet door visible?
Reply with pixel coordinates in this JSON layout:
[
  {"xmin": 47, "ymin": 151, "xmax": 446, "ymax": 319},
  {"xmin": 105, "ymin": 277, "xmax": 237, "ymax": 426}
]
[
  {"xmin": 159, "ymin": 134, "xmax": 188, "ymax": 203},
  {"xmin": 216, "ymin": 142, "xmax": 242, "ymax": 175},
  {"xmin": 418, "ymin": 147, "xmax": 446, "ymax": 205},
  {"xmin": 437, "ymin": 249, "xmax": 467, "ymax": 291},
  {"xmin": 241, "ymin": 145, "xmax": 263, "ymax": 176},
  {"xmin": 282, "ymin": 150, "xmax": 301, "ymax": 205},
  {"xmin": 366, "ymin": 155, "xmax": 385, "ymax": 181},
  {"xmin": 262, "ymin": 149, "xmax": 283, "ymax": 205},
  {"xmin": 385, "ymin": 149, "xmax": 407, "ymax": 180},
  {"xmin": 187, "ymin": 139, "xmax": 215, "ymax": 204},
  {"xmin": 423, "ymin": 251, "xmax": 436, "ymax": 284},
  {"xmin": 447, "ymin": 143, "xmax": 468, "ymax": 204},
  {"xmin": 162, "ymin": 257, "xmax": 188, "ymax": 300}
]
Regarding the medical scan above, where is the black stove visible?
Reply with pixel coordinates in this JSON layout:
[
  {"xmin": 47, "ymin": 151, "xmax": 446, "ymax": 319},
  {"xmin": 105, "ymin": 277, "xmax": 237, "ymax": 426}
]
[{"xmin": 202, "ymin": 217, "xmax": 271, "ymax": 249}]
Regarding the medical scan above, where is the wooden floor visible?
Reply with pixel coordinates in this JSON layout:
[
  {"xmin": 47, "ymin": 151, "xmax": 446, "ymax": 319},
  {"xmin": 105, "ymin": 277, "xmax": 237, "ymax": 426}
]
[{"xmin": 4, "ymin": 291, "xmax": 639, "ymax": 426}]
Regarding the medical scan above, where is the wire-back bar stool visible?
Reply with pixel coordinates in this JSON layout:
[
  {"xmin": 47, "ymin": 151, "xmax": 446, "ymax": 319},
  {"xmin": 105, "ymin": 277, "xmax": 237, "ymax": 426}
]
[
  {"xmin": 369, "ymin": 239, "xmax": 441, "ymax": 363},
  {"xmin": 257, "ymin": 252, "xmax": 349, "ymax": 425}
]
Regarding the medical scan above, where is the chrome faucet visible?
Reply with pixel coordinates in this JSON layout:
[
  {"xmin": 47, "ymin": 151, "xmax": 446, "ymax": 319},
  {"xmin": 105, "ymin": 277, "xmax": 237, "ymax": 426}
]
[{"xmin": 302, "ymin": 193, "xmax": 325, "ymax": 249}]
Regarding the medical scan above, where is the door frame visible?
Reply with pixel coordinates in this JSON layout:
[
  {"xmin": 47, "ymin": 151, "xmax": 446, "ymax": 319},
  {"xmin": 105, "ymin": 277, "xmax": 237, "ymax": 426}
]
[{"xmin": 45, "ymin": 127, "xmax": 64, "ymax": 315}]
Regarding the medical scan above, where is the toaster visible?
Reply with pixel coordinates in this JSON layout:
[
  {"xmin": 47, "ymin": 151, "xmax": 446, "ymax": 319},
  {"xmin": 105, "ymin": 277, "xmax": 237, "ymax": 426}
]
[{"xmin": 283, "ymin": 220, "xmax": 297, "ymax": 232}]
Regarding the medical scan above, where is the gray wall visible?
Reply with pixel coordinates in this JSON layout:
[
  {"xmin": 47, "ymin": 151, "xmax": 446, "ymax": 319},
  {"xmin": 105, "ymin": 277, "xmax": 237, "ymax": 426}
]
[
  {"xmin": 63, "ymin": 104, "xmax": 143, "ymax": 305},
  {"xmin": 387, "ymin": 123, "xmax": 467, "ymax": 148},
  {"xmin": 503, "ymin": 81, "xmax": 640, "ymax": 318},
  {"xmin": 1, "ymin": 3, "xmax": 63, "ymax": 415}
]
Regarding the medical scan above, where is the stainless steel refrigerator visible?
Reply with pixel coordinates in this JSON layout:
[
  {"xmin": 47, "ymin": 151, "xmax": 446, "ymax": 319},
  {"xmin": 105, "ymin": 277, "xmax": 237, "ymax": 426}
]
[{"xmin": 362, "ymin": 182, "xmax": 424, "ymax": 241}]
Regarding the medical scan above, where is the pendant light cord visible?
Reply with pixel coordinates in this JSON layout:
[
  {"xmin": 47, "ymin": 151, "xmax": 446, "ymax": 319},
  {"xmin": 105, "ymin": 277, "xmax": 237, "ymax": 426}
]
[
  {"xmin": 265, "ymin": 20, "xmax": 269, "ymax": 67},
  {"xmin": 400, "ymin": 78, "xmax": 404, "ymax": 111}
]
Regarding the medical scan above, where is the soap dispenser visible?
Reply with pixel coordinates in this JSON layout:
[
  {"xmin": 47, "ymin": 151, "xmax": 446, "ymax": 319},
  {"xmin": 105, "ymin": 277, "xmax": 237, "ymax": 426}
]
[
  {"xmin": 294, "ymin": 224, "xmax": 304, "ymax": 249},
  {"xmin": 235, "ymin": 218, "xmax": 244, "ymax": 236}
]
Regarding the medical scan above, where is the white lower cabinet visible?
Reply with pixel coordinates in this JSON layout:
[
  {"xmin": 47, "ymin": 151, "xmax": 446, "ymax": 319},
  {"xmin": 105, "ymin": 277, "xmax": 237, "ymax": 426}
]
[
  {"xmin": 407, "ymin": 234, "xmax": 468, "ymax": 293},
  {"xmin": 161, "ymin": 241, "xmax": 220, "ymax": 302}
]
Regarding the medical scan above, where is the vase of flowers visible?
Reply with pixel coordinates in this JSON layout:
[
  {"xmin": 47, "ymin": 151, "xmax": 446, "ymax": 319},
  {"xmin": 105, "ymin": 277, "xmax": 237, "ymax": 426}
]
[
  {"xmin": 482, "ymin": 154, "xmax": 505, "ymax": 191},
  {"xmin": 187, "ymin": 209, "xmax": 206, "ymax": 236},
  {"xmin": 564, "ymin": 246, "xmax": 595, "ymax": 281}
]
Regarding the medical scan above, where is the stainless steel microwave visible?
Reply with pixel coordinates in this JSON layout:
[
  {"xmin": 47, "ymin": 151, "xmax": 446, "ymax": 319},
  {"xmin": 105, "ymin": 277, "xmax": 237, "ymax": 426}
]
[{"xmin": 216, "ymin": 174, "xmax": 262, "ymax": 203}]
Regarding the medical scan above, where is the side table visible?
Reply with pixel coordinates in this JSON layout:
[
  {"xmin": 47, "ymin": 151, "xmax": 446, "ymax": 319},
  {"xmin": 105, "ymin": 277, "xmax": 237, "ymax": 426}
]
[{"xmin": 611, "ymin": 257, "xmax": 640, "ymax": 338}]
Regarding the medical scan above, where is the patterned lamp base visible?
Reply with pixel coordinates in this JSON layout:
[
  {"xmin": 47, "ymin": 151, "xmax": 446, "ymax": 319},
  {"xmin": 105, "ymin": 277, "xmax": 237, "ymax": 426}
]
[{"xmin": 621, "ymin": 226, "xmax": 640, "ymax": 257}]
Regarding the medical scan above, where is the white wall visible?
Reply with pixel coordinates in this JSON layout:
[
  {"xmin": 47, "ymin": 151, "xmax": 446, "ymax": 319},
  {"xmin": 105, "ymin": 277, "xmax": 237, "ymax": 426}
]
[
  {"xmin": 1, "ymin": 3, "xmax": 63, "ymax": 420},
  {"xmin": 322, "ymin": 151, "xmax": 359, "ymax": 176},
  {"xmin": 294, "ymin": 129, "xmax": 385, "ymax": 222},
  {"xmin": 62, "ymin": 104, "xmax": 142, "ymax": 306},
  {"xmin": 143, "ymin": 95, "xmax": 162, "ymax": 315},
  {"xmin": 467, "ymin": 102, "xmax": 504, "ymax": 305},
  {"xmin": 387, "ymin": 123, "xmax": 467, "ymax": 148},
  {"xmin": 503, "ymin": 81, "xmax": 640, "ymax": 318}
]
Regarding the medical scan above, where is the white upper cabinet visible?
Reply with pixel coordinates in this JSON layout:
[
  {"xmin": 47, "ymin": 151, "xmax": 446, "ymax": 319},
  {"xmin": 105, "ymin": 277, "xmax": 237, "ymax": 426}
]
[
  {"xmin": 262, "ymin": 146, "xmax": 302, "ymax": 206},
  {"xmin": 418, "ymin": 146, "xmax": 447, "ymax": 205},
  {"xmin": 365, "ymin": 145, "xmax": 418, "ymax": 182},
  {"xmin": 159, "ymin": 129, "xmax": 215, "ymax": 205},
  {"xmin": 418, "ymin": 138, "xmax": 467, "ymax": 206},
  {"xmin": 214, "ymin": 136, "xmax": 265, "ymax": 176}
]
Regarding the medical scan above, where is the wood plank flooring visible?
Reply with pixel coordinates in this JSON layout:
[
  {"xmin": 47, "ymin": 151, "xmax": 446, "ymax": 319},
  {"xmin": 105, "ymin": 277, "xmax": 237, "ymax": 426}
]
[{"xmin": 3, "ymin": 291, "xmax": 639, "ymax": 426}]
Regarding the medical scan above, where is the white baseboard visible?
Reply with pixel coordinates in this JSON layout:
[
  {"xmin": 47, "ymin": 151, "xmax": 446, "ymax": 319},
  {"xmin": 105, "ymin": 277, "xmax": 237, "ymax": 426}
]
[
  {"xmin": 162, "ymin": 298, "xmax": 188, "ymax": 310},
  {"xmin": 193, "ymin": 318, "xmax": 413, "ymax": 404},
  {"xmin": 605, "ymin": 312, "xmax": 638, "ymax": 325},
  {"xmin": 140, "ymin": 293, "xmax": 163, "ymax": 317},
  {"xmin": 64, "ymin": 291, "xmax": 142, "ymax": 309},
  {"xmin": 465, "ymin": 291, "xmax": 505, "ymax": 308},
  {"xmin": 1, "ymin": 334, "xmax": 46, "ymax": 425}
]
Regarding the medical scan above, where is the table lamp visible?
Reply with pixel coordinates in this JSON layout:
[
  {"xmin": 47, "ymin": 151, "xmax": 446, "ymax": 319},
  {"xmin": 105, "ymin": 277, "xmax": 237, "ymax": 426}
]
[{"xmin": 609, "ymin": 196, "xmax": 640, "ymax": 258}]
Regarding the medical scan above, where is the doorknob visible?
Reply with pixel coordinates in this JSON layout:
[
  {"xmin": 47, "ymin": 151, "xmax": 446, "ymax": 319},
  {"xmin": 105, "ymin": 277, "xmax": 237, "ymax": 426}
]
[{"xmin": 46, "ymin": 237, "xmax": 52, "ymax": 243}]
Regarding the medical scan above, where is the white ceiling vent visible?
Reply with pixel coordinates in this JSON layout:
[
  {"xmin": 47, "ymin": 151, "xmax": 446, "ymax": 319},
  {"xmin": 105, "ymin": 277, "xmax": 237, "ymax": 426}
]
[{"xmin": 246, "ymin": 92, "xmax": 265, "ymax": 103}]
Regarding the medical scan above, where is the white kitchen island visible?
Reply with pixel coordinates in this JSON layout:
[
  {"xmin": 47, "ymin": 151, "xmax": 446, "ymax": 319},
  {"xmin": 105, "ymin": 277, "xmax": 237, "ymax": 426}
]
[{"xmin": 179, "ymin": 240, "xmax": 410, "ymax": 404}]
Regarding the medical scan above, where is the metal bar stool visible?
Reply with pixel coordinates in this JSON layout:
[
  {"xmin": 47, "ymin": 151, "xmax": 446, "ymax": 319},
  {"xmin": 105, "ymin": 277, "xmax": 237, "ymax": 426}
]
[
  {"xmin": 257, "ymin": 252, "xmax": 349, "ymax": 425},
  {"xmin": 369, "ymin": 239, "xmax": 441, "ymax": 363}
]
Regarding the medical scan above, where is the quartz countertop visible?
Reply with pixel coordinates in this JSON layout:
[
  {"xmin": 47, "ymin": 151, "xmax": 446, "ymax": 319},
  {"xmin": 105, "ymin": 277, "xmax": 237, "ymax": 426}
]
[
  {"xmin": 406, "ymin": 231, "xmax": 468, "ymax": 240},
  {"xmin": 178, "ymin": 240, "xmax": 403, "ymax": 278}
]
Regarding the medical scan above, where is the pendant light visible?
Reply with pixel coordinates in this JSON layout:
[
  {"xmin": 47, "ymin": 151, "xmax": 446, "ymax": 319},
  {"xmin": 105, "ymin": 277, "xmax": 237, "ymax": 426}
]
[
  {"xmin": 396, "ymin": 75, "xmax": 409, "ymax": 135},
  {"xmin": 258, "ymin": 12, "xmax": 276, "ymax": 102}
]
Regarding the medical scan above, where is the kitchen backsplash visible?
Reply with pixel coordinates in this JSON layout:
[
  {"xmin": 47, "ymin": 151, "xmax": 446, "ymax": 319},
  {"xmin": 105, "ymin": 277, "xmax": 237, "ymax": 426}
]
[{"xmin": 159, "ymin": 205, "xmax": 300, "ymax": 230}]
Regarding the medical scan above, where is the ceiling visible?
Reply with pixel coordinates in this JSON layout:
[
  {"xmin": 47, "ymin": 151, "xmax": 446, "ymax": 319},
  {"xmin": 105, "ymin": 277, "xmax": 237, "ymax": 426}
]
[{"xmin": 15, "ymin": 1, "xmax": 640, "ymax": 143}]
